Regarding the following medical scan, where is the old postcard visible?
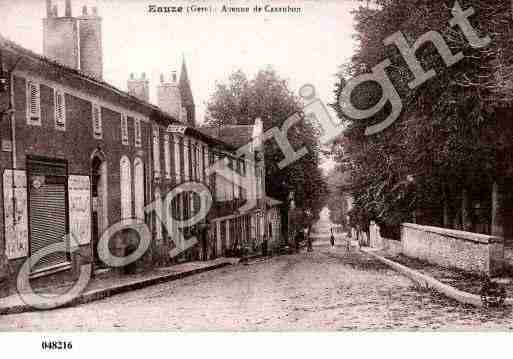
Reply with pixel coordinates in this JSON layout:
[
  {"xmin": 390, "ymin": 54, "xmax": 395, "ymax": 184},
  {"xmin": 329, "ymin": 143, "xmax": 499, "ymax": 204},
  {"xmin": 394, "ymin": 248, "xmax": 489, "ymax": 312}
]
[{"xmin": 0, "ymin": 0, "xmax": 512, "ymax": 356}]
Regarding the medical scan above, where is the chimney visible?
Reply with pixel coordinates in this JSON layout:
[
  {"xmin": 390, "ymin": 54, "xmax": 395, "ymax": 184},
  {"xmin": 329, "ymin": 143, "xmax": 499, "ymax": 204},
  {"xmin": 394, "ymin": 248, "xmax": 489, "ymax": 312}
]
[
  {"xmin": 65, "ymin": 0, "xmax": 72, "ymax": 17},
  {"xmin": 43, "ymin": 1, "xmax": 79, "ymax": 69},
  {"xmin": 82, "ymin": 5, "xmax": 87, "ymax": 16},
  {"xmin": 78, "ymin": 6, "xmax": 103, "ymax": 79},
  {"xmin": 46, "ymin": 0, "xmax": 52, "ymax": 17},
  {"xmin": 157, "ymin": 72, "xmax": 184, "ymax": 121},
  {"xmin": 127, "ymin": 73, "xmax": 150, "ymax": 102}
]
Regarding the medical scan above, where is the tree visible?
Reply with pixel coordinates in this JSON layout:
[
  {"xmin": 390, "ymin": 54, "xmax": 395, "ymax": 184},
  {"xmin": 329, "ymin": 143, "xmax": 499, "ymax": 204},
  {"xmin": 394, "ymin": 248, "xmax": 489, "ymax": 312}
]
[
  {"xmin": 325, "ymin": 167, "xmax": 351, "ymax": 227},
  {"xmin": 206, "ymin": 67, "xmax": 329, "ymax": 224},
  {"xmin": 332, "ymin": 0, "xmax": 513, "ymax": 235}
]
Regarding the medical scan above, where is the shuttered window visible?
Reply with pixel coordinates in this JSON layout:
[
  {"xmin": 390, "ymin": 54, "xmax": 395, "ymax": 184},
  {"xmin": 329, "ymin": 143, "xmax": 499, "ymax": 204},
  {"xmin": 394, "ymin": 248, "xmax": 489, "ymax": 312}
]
[
  {"xmin": 164, "ymin": 134, "xmax": 171, "ymax": 179},
  {"xmin": 134, "ymin": 118, "xmax": 142, "ymax": 147},
  {"xmin": 155, "ymin": 188, "xmax": 163, "ymax": 240},
  {"xmin": 120, "ymin": 156, "xmax": 132, "ymax": 219},
  {"xmin": 183, "ymin": 138, "xmax": 189, "ymax": 181},
  {"xmin": 174, "ymin": 135, "xmax": 182, "ymax": 183},
  {"xmin": 92, "ymin": 104, "xmax": 102, "ymax": 139},
  {"xmin": 153, "ymin": 126, "xmax": 160, "ymax": 179},
  {"xmin": 54, "ymin": 88, "xmax": 66, "ymax": 130},
  {"xmin": 134, "ymin": 158, "xmax": 145, "ymax": 220},
  {"xmin": 121, "ymin": 114, "xmax": 129, "ymax": 145},
  {"xmin": 26, "ymin": 80, "xmax": 41, "ymax": 126}
]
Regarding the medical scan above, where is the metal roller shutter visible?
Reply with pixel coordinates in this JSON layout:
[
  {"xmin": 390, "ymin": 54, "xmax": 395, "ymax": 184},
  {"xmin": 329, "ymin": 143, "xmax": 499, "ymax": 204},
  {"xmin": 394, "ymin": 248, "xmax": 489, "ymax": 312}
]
[{"xmin": 28, "ymin": 159, "xmax": 69, "ymax": 273}]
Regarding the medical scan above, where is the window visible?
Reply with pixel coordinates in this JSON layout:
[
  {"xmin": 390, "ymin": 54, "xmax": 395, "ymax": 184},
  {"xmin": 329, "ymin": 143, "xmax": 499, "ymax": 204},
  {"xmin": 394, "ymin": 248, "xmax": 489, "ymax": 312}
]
[
  {"xmin": 199, "ymin": 145, "xmax": 204, "ymax": 183},
  {"xmin": 190, "ymin": 140, "xmax": 196, "ymax": 181},
  {"xmin": 174, "ymin": 135, "xmax": 182, "ymax": 183},
  {"xmin": 153, "ymin": 126, "xmax": 160, "ymax": 179},
  {"xmin": 198, "ymin": 144, "xmax": 203, "ymax": 182},
  {"xmin": 164, "ymin": 134, "xmax": 171, "ymax": 179},
  {"xmin": 120, "ymin": 156, "xmax": 132, "ymax": 219},
  {"xmin": 26, "ymin": 80, "xmax": 41, "ymax": 126},
  {"xmin": 183, "ymin": 138, "xmax": 189, "ymax": 181},
  {"xmin": 54, "ymin": 88, "xmax": 66, "ymax": 130},
  {"xmin": 155, "ymin": 188, "xmax": 163, "ymax": 240},
  {"xmin": 203, "ymin": 147, "xmax": 209, "ymax": 186},
  {"xmin": 134, "ymin": 118, "xmax": 142, "ymax": 147},
  {"xmin": 134, "ymin": 157, "xmax": 145, "ymax": 220},
  {"xmin": 121, "ymin": 114, "xmax": 129, "ymax": 145},
  {"xmin": 92, "ymin": 103, "xmax": 102, "ymax": 139}
]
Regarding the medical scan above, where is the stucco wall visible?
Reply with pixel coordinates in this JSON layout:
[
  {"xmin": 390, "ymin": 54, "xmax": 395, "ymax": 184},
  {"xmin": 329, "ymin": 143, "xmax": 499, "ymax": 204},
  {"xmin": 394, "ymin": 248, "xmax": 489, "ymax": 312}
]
[
  {"xmin": 401, "ymin": 223, "xmax": 503, "ymax": 276},
  {"xmin": 369, "ymin": 221, "xmax": 402, "ymax": 256}
]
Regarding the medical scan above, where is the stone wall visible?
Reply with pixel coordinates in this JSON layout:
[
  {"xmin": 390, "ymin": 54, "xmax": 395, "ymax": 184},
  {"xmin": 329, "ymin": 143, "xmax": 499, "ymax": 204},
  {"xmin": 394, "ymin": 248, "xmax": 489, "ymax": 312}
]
[
  {"xmin": 369, "ymin": 221, "xmax": 402, "ymax": 256},
  {"xmin": 401, "ymin": 223, "xmax": 504, "ymax": 276}
]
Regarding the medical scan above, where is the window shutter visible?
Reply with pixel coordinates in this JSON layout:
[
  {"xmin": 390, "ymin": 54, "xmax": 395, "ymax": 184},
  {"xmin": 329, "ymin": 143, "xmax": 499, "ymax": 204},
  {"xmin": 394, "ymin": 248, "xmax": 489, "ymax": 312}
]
[
  {"xmin": 121, "ymin": 114, "xmax": 129, "ymax": 145},
  {"xmin": 134, "ymin": 118, "xmax": 142, "ymax": 147},
  {"xmin": 27, "ymin": 80, "xmax": 41, "ymax": 125},
  {"xmin": 93, "ymin": 104, "xmax": 102, "ymax": 139},
  {"xmin": 164, "ymin": 134, "xmax": 171, "ymax": 179},
  {"xmin": 153, "ymin": 126, "xmax": 160, "ymax": 178},
  {"xmin": 54, "ymin": 89, "xmax": 66, "ymax": 130}
]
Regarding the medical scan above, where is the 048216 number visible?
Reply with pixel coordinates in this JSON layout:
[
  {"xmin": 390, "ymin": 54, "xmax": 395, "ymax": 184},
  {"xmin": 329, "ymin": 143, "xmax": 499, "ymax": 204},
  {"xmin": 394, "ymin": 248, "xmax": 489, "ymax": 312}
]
[{"xmin": 41, "ymin": 341, "xmax": 72, "ymax": 350}]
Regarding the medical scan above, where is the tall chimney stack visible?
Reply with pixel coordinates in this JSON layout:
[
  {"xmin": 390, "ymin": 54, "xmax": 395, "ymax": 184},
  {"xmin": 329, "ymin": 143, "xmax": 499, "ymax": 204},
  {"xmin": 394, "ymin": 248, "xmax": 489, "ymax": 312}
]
[
  {"xmin": 43, "ymin": 0, "xmax": 79, "ymax": 69},
  {"xmin": 78, "ymin": 6, "xmax": 103, "ymax": 79},
  {"xmin": 128, "ymin": 73, "xmax": 150, "ymax": 102},
  {"xmin": 46, "ymin": 0, "xmax": 52, "ymax": 17},
  {"xmin": 65, "ymin": 0, "xmax": 72, "ymax": 17},
  {"xmin": 157, "ymin": 72, "xmax": 184, "ymax": 121}
]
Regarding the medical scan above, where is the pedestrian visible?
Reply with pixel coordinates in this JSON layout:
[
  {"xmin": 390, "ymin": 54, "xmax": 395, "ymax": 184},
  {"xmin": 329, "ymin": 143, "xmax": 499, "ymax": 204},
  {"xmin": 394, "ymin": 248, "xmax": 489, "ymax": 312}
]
[
  {"xmin": 330, "ymin": 228, "xmax": 335, "ymax": 247},
  {"xmin": 262, "ymin": 235, "xmax": 268, "ymax": 257}
]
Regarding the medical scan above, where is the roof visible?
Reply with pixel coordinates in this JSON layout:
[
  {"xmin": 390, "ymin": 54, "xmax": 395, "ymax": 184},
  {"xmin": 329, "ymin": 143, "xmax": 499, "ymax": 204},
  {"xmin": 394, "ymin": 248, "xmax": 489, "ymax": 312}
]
[
  {"xmin": 0, "ymin": 33, "xmax": 230, "ymax": 149},
  {"xmin": 198, "ymin": 125, "xmax": 254, "ymax": 149}
]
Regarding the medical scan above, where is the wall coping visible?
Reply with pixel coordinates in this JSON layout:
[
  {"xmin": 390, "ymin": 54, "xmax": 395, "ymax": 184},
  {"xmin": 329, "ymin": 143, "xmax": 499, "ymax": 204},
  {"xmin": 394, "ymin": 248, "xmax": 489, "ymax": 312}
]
[{"xmin": 401, "ymin": 223, "xmax": 503, "ymax": 244}]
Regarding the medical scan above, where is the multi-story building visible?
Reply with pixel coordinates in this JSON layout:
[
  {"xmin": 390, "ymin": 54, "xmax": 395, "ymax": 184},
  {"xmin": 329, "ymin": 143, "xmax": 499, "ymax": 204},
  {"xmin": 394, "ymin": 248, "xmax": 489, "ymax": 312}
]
[{"xmin": 0, "ymin": 0, "xmax": 280, "ymax": 297}]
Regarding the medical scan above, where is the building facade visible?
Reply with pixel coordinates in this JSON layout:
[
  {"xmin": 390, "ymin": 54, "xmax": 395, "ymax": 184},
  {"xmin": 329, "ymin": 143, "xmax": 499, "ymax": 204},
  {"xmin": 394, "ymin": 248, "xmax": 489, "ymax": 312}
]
[{"xmin": 0, "ymin": 0, "xmax": 280, "ymax": 297}]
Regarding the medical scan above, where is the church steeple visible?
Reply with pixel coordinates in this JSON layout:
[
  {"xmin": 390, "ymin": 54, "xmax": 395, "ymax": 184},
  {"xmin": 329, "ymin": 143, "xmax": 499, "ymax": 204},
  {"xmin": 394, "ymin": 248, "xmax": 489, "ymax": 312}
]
[{"xmin": 179, "ymin": 57, "xmax": 196, "ymax": 127}]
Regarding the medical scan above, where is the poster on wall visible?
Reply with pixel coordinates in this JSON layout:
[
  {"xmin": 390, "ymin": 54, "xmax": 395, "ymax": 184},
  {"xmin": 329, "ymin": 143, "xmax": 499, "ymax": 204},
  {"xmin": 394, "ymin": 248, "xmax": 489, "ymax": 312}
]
[
  {"xmin": 3, "ymin": 170, "xmax": 29, "ymax": 259},
  {"xmin": 68, "ymin": 175, "xmax": 91, "ymax": 246}
]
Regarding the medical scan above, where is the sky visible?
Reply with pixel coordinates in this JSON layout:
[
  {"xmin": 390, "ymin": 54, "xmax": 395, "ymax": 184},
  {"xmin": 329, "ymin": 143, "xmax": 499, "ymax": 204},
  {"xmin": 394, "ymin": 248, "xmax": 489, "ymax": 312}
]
[{"xmin": 0, "ymin": 0, "xmax": 359, "ymax": 172}]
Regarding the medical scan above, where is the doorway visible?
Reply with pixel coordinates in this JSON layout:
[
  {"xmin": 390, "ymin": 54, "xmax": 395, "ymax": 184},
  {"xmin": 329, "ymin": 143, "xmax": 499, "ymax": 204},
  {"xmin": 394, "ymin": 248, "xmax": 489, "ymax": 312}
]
[{"xmin": 91, "ymin": 153, "xmax": 108, "ymax": 269}]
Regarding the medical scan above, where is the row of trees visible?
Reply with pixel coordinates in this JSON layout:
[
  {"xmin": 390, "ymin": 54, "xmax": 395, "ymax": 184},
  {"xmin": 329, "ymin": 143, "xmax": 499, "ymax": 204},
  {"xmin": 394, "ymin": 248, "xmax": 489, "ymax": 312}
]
[
  {"xmin": 206, "ymin": 68, "xmax": 329, "ymax": 233},
  {"xmin": 331, "ymin": 0, "xmax": 513, "ymax": 238}
]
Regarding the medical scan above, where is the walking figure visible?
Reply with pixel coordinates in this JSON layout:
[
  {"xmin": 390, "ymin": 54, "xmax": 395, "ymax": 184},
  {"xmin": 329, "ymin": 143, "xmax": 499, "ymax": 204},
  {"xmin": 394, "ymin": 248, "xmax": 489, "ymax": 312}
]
[
  {"xmin": 330, "ymin": 228, "xmax": 335, "ymax": 247},
  {"xmin": 307, "ymin": 228, "xmax": 313, "ymax": 252}
]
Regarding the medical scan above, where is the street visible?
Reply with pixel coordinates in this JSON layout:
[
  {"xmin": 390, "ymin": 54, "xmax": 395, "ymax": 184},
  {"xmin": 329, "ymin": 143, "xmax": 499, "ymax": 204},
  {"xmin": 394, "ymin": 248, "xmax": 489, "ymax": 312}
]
[{"xmin": 2, "ymin": 241, "xmax": 513, "ymax": 330}]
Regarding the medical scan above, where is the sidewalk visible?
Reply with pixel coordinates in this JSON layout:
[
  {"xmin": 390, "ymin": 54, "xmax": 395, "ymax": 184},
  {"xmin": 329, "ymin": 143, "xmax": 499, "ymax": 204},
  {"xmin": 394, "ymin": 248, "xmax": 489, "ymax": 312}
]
[
  {"xmin": 360, "ymin": 247, "xmax": 513, "ymax": 308},
  {"xmin": 0, "ymin": 257, "xmax": 239, "ymax": 315}
]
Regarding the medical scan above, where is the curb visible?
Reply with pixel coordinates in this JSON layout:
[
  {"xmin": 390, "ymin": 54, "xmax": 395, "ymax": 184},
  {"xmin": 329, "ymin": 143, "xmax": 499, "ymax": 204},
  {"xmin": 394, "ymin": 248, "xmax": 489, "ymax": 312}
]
[
  {"xmin": 360, "ymin": 248, "xmax": 513, "ymax": 308},
  {"xmin": 0, "ymin": 262, "xmax": 232, "ymax": 316}
]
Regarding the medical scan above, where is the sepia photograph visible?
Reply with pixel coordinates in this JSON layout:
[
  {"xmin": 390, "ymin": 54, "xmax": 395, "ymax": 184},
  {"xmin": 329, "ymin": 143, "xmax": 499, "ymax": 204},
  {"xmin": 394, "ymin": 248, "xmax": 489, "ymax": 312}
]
[{"xmin": 0, "ymin": 0, "xmax": 512, "ymax": 356}]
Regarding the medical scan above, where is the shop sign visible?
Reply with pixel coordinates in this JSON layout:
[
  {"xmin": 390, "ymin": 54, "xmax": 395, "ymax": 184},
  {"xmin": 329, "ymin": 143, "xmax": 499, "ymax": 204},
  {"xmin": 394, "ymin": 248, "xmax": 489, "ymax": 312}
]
[
  {"xmin": 166, "ymin": 125, "xmax": 187, "ymax": 134},
  {"xmin": 3, "ymin": 170, "xmax": 29, "ymax": 259},
  {"xmin": 68, "ymin": 175, "xmax": 91, "ymax": 245}
]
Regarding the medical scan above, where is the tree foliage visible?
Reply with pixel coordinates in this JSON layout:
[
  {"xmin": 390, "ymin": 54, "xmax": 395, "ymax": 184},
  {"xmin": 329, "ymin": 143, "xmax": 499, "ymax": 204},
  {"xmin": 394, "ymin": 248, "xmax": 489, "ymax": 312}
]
[
  {"xmin": 332, "ymin": 0, "xmax": 513, "ymax": 233},
  {"xmin": 206, "ymin": 68, "xmax": 329, "ymax": 223}
]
